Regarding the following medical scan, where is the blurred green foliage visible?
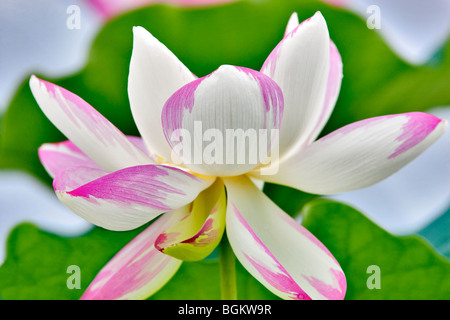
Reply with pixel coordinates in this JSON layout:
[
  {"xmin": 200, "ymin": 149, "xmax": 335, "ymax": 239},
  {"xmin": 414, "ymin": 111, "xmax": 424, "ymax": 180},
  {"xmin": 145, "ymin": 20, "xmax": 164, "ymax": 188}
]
[
  {"xmin": 302, "ymin": 200, "xmax": 450, "ymax": 300},
  {"xmin": 0, "ymin": 223, "xmax": 278, "ymax": 299},
  {"xmin": 1, "ymin": 199, "xmax": 449, "ymax": 299}
]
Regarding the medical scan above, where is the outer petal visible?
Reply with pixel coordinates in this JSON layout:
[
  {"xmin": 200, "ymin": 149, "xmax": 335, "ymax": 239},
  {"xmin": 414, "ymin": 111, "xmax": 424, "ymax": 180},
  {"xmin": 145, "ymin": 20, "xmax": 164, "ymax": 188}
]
[
  {"xmin": 54, "ymin": 164, "xmax": 215, "ymax": 231},
  {"xmin": 304, "ymin": 41, "xmax": 343, "ymax": 145},
  {"xmin": 155, "ymin": 179, "xmax": 226, "ymax": 261},
  {"xmin": 38, "ymin": 136, "xmax": 151, "ymax": 179},
  {"xmin": 254, "ymin": 112, "xmax": 447, "ymax": 194},
  {"xmin": 161, "ymin": 65, "xmax": 283, "ymax": 177},
  {"xmin": 261, "ymin": 12, "xmax": 330, "ymax": 159},
  {"xmin": 29, "ymin": 76, "xmax": 151, "ymax": 172},
  {"xmin": 225, "ymin": 176, "xmax": 346, "ymax": 300},
  {"xmin": 39, "ymin": 141, "xmax": 99, "ymax": 178},
  {"xmin": 280, "ymin": 12, "xmax": 343, "ymax": 148},
  {"xmin": 128, "ymin": 27, "xmax": 196, "ymax": 161},
  {"xmin": 329, "ymin": 106, "xmax": 450, "ymax": 234},
  {"xmin": 81, "ymin": 209, "xmax": 185, "ymax": 300}
]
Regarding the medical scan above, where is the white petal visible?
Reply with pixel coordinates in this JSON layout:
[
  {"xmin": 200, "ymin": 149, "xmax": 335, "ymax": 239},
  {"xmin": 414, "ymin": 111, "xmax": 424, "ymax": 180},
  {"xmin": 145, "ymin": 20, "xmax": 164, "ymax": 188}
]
[
  {"xmin": 81, "ymin": 209, "xmax": 184, "ymax": 300},
  {"xmin": 253, "ymin": 112, "xmax": 447, "ymax": 194},
  {"xmin": 54, "ymin": 164, "xmax": 214, "ymax": 231},
  {"xmin": 329, "ymin": 106, "xmax": 450, "ymax": 234},
  {"xmin": 161, "ymin": 65, "xmax": 283, "ymax": 177},
  {"xmin": 39, "ymin": 141, "xmax": 99, "ymax": 179},
  {"xmin": 284, "ymin": 12, "xmax": 299, "ymax": 36},
  {"xmin": 128, "ymin": 26, "xmax": 196, "ymax": 161},
  {"xmin": 38, "ymin": 137, "xmax": 153, "ymax": 179},
  {"xmin": 304, "ymin": 41, "xmax": 343, "ymax": 145},
  {"xmin": 225, "ymin": 176, "xmax": 346, "ymax": 300},
  {"xmin": 29, "ymin": 76, "xmax": 152, "ymax": 172},
  {"xmin": 261, "ymin": 12, "xmax": 330, "ymax": 158}
]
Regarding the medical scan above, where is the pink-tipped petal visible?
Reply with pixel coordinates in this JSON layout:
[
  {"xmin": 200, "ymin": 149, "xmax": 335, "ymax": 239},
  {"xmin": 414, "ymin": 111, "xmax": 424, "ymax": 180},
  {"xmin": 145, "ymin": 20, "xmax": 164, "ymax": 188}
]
[
  {"xmin": 224, "ymin": 176, "xmax": 346, "ymax": 300},
  {"xmin": 53, "ymin": 164, "xmax": 214, "ymax": 231},
  {"xmin": 155, "ymin": 179, "xmax": 226, "ymax": 261},
  {"xmin": 128, "ymin": 27, "xmax": 196, "ymax": 161},
  {"xmin": 29, "ymin": 76, "xmax": 152, "ymax": 172},
  {"xmin": 39, "ymin": 141, "xmax": 100, "ymax": 179},
  {"xmin": 161, "ymin": 65, "xmax": 283, "ymax": 177},
  {"xmin": 255, "ymin": 112, "xmax": 447, "ymax": 194},
  {"xmin": 261, "ymin": 12, "xmax": 331, "ymax": 159},
  {"xmin": 81, "ymin": 209, "xmax": 185, "ymax": 300},
  {"xmin": 38, "ymin": 136, "xmax": 151, "ymax": 179}
]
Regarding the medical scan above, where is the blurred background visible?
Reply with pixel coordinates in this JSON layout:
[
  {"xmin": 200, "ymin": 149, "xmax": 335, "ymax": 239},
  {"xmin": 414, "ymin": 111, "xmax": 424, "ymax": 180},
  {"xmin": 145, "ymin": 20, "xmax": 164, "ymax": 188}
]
[{"xmin": 0, "ymin": 0, "xmax": 449, "ymax": 298}]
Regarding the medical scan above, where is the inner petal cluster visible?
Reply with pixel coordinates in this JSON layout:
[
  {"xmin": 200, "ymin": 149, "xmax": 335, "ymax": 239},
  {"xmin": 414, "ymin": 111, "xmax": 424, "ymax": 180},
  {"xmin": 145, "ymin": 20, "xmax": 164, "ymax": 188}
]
[{"xmin": 161, "ymin": 65, "xmax": 284, "ymax": 177}]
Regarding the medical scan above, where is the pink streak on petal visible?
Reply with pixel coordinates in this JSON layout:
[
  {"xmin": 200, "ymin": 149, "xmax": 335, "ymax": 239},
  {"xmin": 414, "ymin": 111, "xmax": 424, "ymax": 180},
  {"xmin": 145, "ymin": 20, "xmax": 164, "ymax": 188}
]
[
  {"xmin": 162, "ymin": 67, "xmax": 283, "ymax": 144},
  {"xmin": 279, "ymin": 210, "xmax": 338, "ymax": 263},
  {"xmin": 37, "ymin": 78, "xmax": 141, "ymax": 158},
  {"xmin": 154, "ymin": 231, "xmax": 182, "ymax": 251},
  {"xmin": 156, "ymin": 205, "xmax": 220, "ymax": 251},
  {"xmin": 388, "ymin": 112, "xmax": 442, "ymax": 159},
  {"xmin": 81, "ymin": 213, "xmax": 179, "ymax": 300},
  {"xmin": 55, "ymin": 165, "xmax": 192, "ymax": 211},
  {"xmin": 59, "ymin": 140, "xmax": 83, "ymax": 153},
  {"xmin": 234, "ymin": 67, "xmax": 284, "ymax": 128},
  {"xmin": 303, "ymin": 268, "xmax": 346, "ymax": 300},
  {"xmin": 244, "ymin": 254, "xmax": 311, "ymax": 300},
  {"xmin": 320, "ymin": 115, "xmax": 397, "ymax": 142},
  {"xmin": 41, "ymin": 79, "xmax": 100, "ymax": 128},
  {"xmin": 232, "ymin": 204, "xmax": 311, "ymax": 300},
  {"xmin": 261, "ymin": 15, "xmax": 311, "ymax": 77},
  {"xmin": 127, "ymin": 136, "xmax": 149, "ymax": 154},
  {"xmin": 53, "ymin": 166, "xmax": 108, "ymax": 192},
  {"xmin": 261, "ymin": 35, "xmax": 285, "ymax": 78},
  {"xmin": 68, "ymin": 166, "xmax": 184, "ymax": 208},
  {"xmin": 84, "ymin": 249, "xmax": 169, "ymax": 299},
  {"xmin": 181, "ymin": 218, "xmax": 218, "ymax": 246},
  {"xmin": 306, "ymin": 41, "xmax": 343, "ymax": 144},
  {"xmin": 38, "ymin": 141, "xmax": 99, "ymax": 177},
  {"xmin": 284, "ymin": 13, "xmax": 299, "ymax": 37},
  {"xmin": 39, "ymin": 136, "xmax": 150, "ymax": 179},
  {"xmin": 161, "ymin": 76, "xmax": 206, "ymax": 142}
]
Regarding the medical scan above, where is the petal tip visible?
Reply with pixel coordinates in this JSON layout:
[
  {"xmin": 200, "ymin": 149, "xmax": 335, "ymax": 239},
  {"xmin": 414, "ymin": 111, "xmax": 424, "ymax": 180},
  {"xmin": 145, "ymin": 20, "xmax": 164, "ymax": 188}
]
[
  {"xmin": 305, "ymin": 11, "xmax": 328, "ymax": 32},
  {"xmin": 29, "ymin": 74, "xmax": 41, "ymax": 91},
  {"xmin": 132, "ymin": 25, "xmax": 147, "ymax": 35},
  {"xmin": 312, "ymin": 11, "xmax": 325, "ymax": 20},
  {"xmin": 132, "ymin": 26, "xmax": 157, "ymax": 46}
]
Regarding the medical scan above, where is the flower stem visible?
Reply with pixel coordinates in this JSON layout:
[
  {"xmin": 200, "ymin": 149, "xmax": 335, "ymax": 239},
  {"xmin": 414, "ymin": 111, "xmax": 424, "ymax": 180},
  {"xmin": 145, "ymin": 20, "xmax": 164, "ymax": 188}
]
[{"xmin": 219, "ymin": 234, "xmax": 237, "ymax": 300}]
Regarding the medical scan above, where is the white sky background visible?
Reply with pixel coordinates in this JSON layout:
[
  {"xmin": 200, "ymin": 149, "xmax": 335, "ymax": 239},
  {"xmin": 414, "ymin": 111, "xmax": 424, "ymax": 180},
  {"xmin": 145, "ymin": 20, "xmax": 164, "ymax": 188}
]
[
  {"xmin": 0, "ymin": 0, "xmax": 100, "ymax": 263},
  {"xmin": 344, "ymin": 0, "xmax": 450, "ymax": 65},
  {"xmin": 0, "ymin": 0, "xmax": 101, "ymax": 112}
]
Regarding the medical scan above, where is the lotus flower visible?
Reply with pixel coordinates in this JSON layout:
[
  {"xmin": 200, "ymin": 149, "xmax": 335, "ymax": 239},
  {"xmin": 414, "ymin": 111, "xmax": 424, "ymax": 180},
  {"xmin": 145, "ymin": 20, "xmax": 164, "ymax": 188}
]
[{"xmin": 30, "ymin": 12, "xmax": 446, "ymax": 300}]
